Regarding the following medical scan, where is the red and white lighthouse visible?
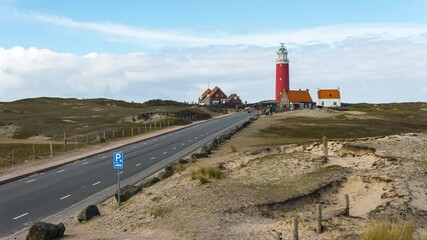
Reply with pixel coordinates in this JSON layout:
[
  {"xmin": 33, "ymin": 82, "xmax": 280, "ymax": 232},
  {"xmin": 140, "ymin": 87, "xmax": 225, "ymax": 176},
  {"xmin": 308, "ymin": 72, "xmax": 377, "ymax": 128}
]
[{"xmin": 275, "ymin": 43, "xmax": 289, "ymax": 102}]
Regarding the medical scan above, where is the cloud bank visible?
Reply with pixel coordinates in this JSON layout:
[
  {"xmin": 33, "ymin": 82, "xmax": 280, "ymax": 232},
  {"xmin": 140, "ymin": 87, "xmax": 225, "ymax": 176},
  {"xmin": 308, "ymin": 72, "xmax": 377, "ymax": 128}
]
[{"xmin": 1, "ymin": 14, "xmax": 427, "ymax": 103}]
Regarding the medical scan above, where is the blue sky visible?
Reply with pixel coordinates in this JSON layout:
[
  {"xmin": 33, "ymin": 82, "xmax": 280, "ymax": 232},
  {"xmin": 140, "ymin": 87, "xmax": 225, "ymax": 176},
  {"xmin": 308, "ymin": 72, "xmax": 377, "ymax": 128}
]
[{"xmin": 1, "ymin": 0, "xmax": 426, "ymax": 103}]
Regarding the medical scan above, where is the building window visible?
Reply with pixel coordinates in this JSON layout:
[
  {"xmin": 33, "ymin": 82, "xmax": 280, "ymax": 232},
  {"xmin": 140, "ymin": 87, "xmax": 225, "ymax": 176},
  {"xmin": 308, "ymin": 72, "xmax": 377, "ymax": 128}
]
[
  {"xmin": 216, "ymin": 94, "xmax": 218, "ymax": 97},
  {"xmin": 333, "ymin": 102, "xmax": 337, "ymax": 106},
  {"xmin": 321, "ymin": 101, "xmax": 324, "ymax": 106}
]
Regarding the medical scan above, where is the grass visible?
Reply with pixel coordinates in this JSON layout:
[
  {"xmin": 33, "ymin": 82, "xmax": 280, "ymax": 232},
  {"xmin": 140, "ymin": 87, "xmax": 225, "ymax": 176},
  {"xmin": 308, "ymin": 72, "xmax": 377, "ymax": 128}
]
[
  {"xmin": 190, "ymin": 165, "xmax": 222, "ymax": 184},
  {"xmin": 256, "ymin": 103, "xmax": 427, "ymax": 145},
  {"xmin": 229, "ymin": 145, "xmax": 237, "ymax": 153},
  {"xmin": 172, "ymin": 163, "xmax": 186, "ymax": 173},
  {"xmin": 0, "ymin": 97, "xmax": 219, "ymax": 170},
  {"xmin": 361, "ymin": 220, "xmax": 415, "ymax": 240}
]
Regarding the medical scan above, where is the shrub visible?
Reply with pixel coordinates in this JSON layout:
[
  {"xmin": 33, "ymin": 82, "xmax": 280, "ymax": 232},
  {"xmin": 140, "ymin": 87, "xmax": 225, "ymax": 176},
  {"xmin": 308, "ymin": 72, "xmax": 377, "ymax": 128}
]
[
  {"xmin": 173, "ymin": 163, "xmax": 186, "ymax": 173},
  {"xmin": 230, "ymin": 145, "xmax": 237, "ymax": 153},
  {"xmin": 190, "ymin": 165, "xmax": 222, "ymax": 184},
  {"xmin": 361, "ymin": 220, "xmax": 415, "ymax": 240}
]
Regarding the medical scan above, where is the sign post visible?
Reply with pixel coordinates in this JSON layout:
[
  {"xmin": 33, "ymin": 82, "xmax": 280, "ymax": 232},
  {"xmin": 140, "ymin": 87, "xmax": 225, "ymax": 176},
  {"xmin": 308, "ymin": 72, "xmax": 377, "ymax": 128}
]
[{"xmin": 113, "ymin": 151, "xmax": 124, "ymax": 207}]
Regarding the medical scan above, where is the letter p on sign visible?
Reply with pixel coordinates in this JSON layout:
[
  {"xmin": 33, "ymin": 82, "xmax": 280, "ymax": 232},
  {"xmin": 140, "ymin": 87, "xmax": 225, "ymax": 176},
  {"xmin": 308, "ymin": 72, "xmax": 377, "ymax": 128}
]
[{"xmin": 113, "ymin": 151, "xmax": 124, "ymax": 169}]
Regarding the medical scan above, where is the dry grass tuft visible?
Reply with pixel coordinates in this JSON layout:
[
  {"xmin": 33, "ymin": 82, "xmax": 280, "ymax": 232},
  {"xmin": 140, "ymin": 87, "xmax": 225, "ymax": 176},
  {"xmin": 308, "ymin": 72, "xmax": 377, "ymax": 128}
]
[
  {"xmin": 190, "ymin": 165, "xmax": 222, "ymax": 184},
  {"xmin": 361, "ymin": 220, "xmax": 415, "ymax": 240}
]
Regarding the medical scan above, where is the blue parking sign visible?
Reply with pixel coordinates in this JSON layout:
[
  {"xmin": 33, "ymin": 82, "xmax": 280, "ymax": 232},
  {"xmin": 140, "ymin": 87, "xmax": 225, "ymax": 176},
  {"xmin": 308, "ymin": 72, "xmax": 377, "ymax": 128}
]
[{"xmin": 113, "ymin": 152, "xmax": 124, "ymax": 169}]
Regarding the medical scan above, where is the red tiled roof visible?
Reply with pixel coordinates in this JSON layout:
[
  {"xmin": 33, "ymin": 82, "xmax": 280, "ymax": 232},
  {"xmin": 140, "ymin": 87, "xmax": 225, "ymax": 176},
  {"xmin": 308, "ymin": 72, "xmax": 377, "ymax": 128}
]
[
  {"xmin": 227, "ymin": 93, "xmax": 237, "ymax": 100},
  {"xmin": 286, "ymin": 90, "xmax": 313, "ymax": 103},
  {"xmin": 318, "ymin": 89, "xmax": 340, "ymax": 99},
  {"xmin": 201, "ymin": 88, "xmax": 211, "ymax": 99},
  {"xmin": 200, "ymin": 86, "xmax": 221, "ymax": 103}
]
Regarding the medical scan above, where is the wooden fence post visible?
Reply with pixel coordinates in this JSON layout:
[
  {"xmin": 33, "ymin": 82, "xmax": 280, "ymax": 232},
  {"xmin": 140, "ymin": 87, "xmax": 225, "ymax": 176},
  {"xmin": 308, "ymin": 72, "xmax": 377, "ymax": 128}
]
[
  {"xmin": 50, "ymin": 142, "xmax": 53, "ymax": 156},
  {"xmin": 292, "ymin": 217, "xmax": 298, "ymax": 240},
  {"xmin": 316, "ymin": 204, "xmax": 323, "ymax": 233},
  {"xmin": 122, "ymin": 128, "xmax": 125, "ymax": 138},
  {"xmin": 145, "ymin": 125, "xmax": 147, "ymax": 133},
  {"xmin": 323, "ymin": 136, "xmax": 328, "ymax": 157},
  {"xmin": 138, "ymin": 127, "xmax": 140, "ymax": 134},
  {"xmin": 33, "ymin": 145, "xmax": 36, "ymax": 159},
  {"xmin": 113, "ymin": 130, "xmax": 115, "ymax": 139},
  {"xmin": 12, "ymin": 150, "xmax": 15, "ymax": 164},
  {"xmin": 75, "ymin": 138, "xmax": 78, "ymax": 147},
  {"xmin": 344, "ymin": 194, "xmax": 350, "ymax": 216},
  {"xmin": 131, "ymin": 128, "xmax": 134, "ymax": 136}
]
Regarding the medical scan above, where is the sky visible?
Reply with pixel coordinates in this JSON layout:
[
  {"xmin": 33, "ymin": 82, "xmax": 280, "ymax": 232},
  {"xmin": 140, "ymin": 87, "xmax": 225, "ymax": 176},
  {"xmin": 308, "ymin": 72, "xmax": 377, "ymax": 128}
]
[{"xmin": 0, "ymin": 0, "xmax": 426, "ymax": 103}]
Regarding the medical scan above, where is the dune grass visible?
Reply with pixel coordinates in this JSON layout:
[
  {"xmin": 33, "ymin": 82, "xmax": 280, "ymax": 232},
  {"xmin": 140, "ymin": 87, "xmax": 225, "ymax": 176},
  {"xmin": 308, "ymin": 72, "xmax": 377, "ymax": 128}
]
[
  {"xmin": 190, "ymin": 165, "xmax": 222, "ymax": 184},
  {"xmin": 361, "ymin": 220, "xmax": 415, "ymax": 240}
]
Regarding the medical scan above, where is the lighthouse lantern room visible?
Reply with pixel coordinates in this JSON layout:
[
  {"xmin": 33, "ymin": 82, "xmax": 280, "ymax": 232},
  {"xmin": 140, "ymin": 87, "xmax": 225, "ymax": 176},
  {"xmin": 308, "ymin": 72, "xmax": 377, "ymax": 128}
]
[{"xmin": 275, "ymin": 43, "xmax": 290, "ymax": 102}]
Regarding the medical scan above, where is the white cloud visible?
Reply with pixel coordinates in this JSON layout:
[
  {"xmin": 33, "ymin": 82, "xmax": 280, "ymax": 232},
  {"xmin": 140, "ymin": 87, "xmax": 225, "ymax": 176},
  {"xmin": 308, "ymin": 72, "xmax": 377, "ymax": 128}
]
[
  {"xmin": 27, "ymin": 13, "xmax": 427, "ymax": 47},
  {"xmin": 1, "ymin": 35, "xmax": 427, "ymax": 103},
  {"xmin": 2, "ymin": 13, "xmax": 427, "ymax": 103}
]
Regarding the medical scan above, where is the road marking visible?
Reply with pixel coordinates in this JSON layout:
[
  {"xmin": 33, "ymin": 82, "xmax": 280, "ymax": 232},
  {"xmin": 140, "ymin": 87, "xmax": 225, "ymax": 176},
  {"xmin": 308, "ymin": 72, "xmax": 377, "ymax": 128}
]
[
  {"xmin": 57, "ymin": 169, "xmax": 65, "ymax": 173},
  {"xmin": 13, "ymin": 213, "xmax": 29, "ymax": 220},
  {"xmin": 60, "ymin": 194, "xmax": 71, "ymax": 200},
  {"xmin": 163, "ymin": 152, "xmax": 167, "ymax": 155},
  {"xmin": 172, "ymin": 147, "xmax": 176, "ymax": 150},
  {"xmin": 201, "ymin": 134, "xmax": 204, "ymax": 137},
  {"xmin": 136, "ymin": 163, "xmax": 142, "ymax": 166},
  {"xmin": 143, "ymin": 142, "xmax": 147, "ymax": 145},
  {"xmin": 153, "ymin": 139, "xmax": 157, "ymax": 142},
  {"xmin": 92, "ymin": 181, "xmax": 101, "ymax": 186},
  {"xmin": 188, "ymin": 140, "xmax": 192, "ymax": 142},
  {"xmin": 101, "ymin": 155, "xmax": 107, "ymax": 159},
  {"xmin": 25, "ymin": 179, "xmax": 36, "ymax": 183},
  {"xmin": 151, "ymin": 157, "xmax": 155, "ymax": 160},
  {"xmin": 82, "ymin": 162, "xmax": 88, "ymax": 165},
  {"xmin": 131, "ymin": 146, "xmax": 137, "ymax": 149},
  {"xmin": 195, "ymin": 137, "xmax": 198, "ymax": 139},
  {"xmin": 182, "ymin": 143, "xmax": 185, "ymax": 146}
]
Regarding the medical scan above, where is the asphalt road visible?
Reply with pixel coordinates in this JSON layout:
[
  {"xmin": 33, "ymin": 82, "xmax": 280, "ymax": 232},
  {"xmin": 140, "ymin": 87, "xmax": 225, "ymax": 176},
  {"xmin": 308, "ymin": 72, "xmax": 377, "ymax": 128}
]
[{"xmin": 0, "ymin": 112, "xmax": 256, "ymax": 237}]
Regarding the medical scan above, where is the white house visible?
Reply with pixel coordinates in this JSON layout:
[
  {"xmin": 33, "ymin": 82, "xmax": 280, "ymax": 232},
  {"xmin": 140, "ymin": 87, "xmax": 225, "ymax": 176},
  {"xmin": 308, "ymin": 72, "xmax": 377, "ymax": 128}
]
[{"xmin": 317, "ymin": 89, "xmax": 341, "ymax": 107}]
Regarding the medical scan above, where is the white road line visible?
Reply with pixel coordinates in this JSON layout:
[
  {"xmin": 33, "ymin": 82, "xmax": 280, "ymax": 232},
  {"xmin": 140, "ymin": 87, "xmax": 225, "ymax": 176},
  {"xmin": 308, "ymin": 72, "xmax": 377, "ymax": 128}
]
[
  {"xmin": 101, "ymin": 155, "xmax": 107, "ymax": 159},
  {"xmin": 195, "ymin": 137, "xmax": 198, "ymax": 139},
  {"xmin": 136, "ymin": 163, "xmax": 142, "ymax": 166},
  {"xmin": 153, "ymin": 139, "xmax": 157, "ymax": 142},
  {"xmin": 201, "ymin": 134, "xmax": 204, "ymax": 137},
  {"xmin": 92, "ymin": 181, "xmax": 101, "ymax": 186},
  {"xmin": 82, "ymin": 162, "xmax": 88, "ymax": 165},
  {"xmin": 163, "ymin": 152, "xmax": 167, "ymax": 155},
  {"xmin": 143, "ymin": 142, "xmax": 147, "ymax": 145},
  {"xmin": 182, "ymin": 143, "xmax": 185, "ymax": 146},
  {"xmin": 25, "ymin": 179, "xmax": 36, "ymax": 183},
  {"xmin": 188, "ymin": 140, "xmax": 192, "ymax": 142},
  {"xmin": 131, "ymin": 146, "xmax": 137, "ymax": 149},
  {"xmin": 13, "ymin": 213, "xmax": 29, "ymax": 220},
  {"xmin": 151, "ymin": 157, "xmax": 155, "ymax": 160},
  {"xmin": 60, "ymin": 194, "xmax": 71, "ymax": 200},
  {"xmin": 57, "ymin": 169, "xmax": 65, "ymax": 173},
  {"xmin": 172, "ymin": 147, "xmax": 177, "ymax": 150}
]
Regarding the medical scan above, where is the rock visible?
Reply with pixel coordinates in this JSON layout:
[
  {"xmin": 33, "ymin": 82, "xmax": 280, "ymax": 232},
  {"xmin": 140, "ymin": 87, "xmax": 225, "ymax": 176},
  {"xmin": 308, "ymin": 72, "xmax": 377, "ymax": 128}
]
[
  {"xmin": 115, "ymin": 185, "xmax": 142, "ymax": 203},
  {"xmin": 77, "ymin": 205, "xmax": 100, "ymax": 223},
  {"xmin": 157, "ymin": 166, "xmax": 174, "ymax": 180},
  {"xmin": 178, "ymin": 158, "xmax": 189, "ymax": 164},
  {"xmin": 201, "ymin": 145, "xmax": 211, "ymax": 154},
  {"xmin": 141, "ymin": 177, "xmax": 160, "ymax": 188},
  {"xmin": 26, "ymin": 222, "xmax": 65, "ymax": 240}
]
